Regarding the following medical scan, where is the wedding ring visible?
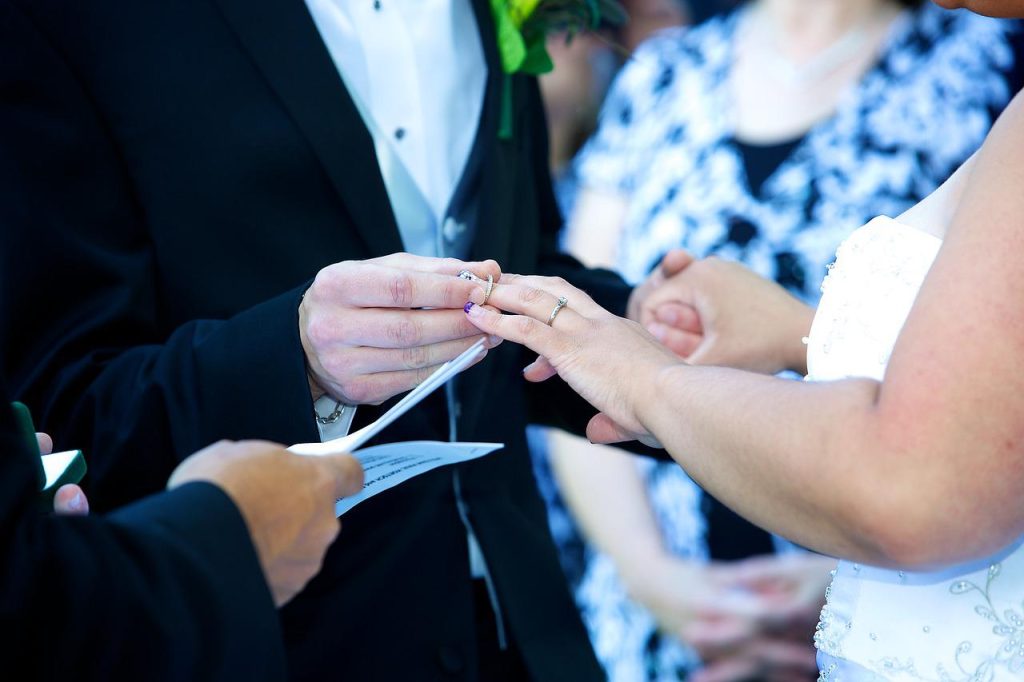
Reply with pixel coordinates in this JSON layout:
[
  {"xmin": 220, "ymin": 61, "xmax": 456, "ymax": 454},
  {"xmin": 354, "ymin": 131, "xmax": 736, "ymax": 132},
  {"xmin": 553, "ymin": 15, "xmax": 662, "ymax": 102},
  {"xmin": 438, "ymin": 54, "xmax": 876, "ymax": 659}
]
[
  {"xmin": 482, "ymin": 274, "xmax": 494, "ymax": 306},
  {"xmin": 546, "ymin": 296, "xmax": 568, "ymax": 326},
  {"xmin": 459, "ymin": 270, "xmax": 494, "ymax": 306}
]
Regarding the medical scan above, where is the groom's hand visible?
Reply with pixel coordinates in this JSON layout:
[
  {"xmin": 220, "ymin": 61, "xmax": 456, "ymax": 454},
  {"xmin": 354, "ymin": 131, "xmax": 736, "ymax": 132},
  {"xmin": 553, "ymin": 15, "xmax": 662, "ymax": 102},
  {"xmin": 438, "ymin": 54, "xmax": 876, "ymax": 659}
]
[{"xmin": 300, "ymin": 253, "xmax": 502, "ymax": 405}]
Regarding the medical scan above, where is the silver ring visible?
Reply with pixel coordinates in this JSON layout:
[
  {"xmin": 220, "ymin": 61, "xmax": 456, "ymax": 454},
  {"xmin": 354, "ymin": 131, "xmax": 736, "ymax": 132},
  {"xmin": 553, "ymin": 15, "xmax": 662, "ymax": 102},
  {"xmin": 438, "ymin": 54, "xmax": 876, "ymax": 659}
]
[
  {"xmin": 458, "ymin": 270, "xmax": 475, "ymax": 281},
  {"xmin": 482, "ymin": 274, "xmax": 494, "ymax": 306},
  {"xmin": 546, "ymin": 296, "xmax": 568, "ymax": 326}
]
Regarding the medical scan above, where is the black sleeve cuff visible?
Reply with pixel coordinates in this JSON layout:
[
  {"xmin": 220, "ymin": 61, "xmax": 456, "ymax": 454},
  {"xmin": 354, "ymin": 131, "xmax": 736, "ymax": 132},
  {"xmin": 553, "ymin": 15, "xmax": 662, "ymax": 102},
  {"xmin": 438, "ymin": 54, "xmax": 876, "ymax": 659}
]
[{"xmin": 107, "ymin": 481, "xmax": 286, "ymax": 677}]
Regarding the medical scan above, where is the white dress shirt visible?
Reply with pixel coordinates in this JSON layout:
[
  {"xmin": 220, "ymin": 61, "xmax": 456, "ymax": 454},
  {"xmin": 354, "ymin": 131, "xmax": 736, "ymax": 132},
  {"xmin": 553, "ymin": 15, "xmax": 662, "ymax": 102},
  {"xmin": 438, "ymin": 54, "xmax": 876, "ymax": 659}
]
[
  {"xmin": 305, "ymin": 0, "xmax": 486, "ymax": 229},
  {"xmin": 304, "ymin": 0, "xmax": 495, "ymax": 590},
  {"xmin": 306, "ymin": 0, "xmax": 487, "ymax": 441}
]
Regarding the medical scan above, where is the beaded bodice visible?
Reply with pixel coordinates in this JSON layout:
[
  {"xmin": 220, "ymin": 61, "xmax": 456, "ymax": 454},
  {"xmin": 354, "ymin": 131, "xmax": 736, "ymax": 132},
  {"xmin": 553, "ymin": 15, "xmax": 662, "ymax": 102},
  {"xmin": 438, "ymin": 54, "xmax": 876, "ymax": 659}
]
[{"xmin": 806, "ymin": 217, "xmax": 1024, "ymax": 681}]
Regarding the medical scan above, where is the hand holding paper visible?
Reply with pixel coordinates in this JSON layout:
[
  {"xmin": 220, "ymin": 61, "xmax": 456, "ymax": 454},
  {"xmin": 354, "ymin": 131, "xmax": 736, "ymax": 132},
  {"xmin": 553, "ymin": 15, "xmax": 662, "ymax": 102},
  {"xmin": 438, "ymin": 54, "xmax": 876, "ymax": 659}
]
[{"xmin": 290, "ymin": 338, "xmax": 503, "ymax": 515}]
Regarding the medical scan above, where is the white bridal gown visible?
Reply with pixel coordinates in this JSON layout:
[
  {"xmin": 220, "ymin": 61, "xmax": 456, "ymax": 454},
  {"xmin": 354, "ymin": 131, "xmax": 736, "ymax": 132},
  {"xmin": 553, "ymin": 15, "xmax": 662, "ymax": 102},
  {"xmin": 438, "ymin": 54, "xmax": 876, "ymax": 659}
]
[{"xmin": 806, "ymin": 217, "xmax": 1024, "ymax": 681}]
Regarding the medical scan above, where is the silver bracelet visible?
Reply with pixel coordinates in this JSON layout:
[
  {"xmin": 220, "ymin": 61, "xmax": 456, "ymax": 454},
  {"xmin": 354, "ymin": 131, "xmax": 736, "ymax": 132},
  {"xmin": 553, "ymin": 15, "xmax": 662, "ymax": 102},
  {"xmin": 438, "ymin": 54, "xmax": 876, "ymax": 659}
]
[{"xmin": 314, "ymin": 400, "xmax": 345, "ymax": 425}]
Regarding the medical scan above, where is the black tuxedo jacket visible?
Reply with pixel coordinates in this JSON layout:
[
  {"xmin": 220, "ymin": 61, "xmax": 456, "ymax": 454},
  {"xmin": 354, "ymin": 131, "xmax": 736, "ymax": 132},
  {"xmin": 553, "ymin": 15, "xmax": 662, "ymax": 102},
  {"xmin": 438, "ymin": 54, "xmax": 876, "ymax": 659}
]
[
  {"xmin": 0, "ymin": 0, "xmax": 622, "ymax": 679},
  {"xmin": 0, "ymin": 384, "xmax": 285, "ymax": 681}
]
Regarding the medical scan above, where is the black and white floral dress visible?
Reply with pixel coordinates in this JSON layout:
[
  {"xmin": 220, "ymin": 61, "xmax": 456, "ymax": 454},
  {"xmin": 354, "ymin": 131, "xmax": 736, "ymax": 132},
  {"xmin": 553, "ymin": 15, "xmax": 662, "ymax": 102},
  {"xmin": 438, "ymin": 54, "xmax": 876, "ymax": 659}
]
[{"xmin": 533, "ymin": 5, "xmax": 1024, "ymax": 680}]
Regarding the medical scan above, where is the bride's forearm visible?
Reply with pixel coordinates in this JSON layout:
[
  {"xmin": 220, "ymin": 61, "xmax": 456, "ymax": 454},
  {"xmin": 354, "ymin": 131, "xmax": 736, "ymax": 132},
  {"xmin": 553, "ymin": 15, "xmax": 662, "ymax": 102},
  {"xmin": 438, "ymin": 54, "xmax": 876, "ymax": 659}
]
[{"xmin": 634, "ymin": 364, "xmax": 957, "ymax": 568}]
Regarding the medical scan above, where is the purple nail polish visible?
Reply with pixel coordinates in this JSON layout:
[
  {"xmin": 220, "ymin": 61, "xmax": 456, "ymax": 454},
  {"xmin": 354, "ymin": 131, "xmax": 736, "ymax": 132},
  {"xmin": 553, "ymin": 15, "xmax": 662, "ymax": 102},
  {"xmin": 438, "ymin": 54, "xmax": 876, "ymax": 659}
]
[{"xmin": 464, "ymin": 302, "xmax": 475, "ymax": 314}]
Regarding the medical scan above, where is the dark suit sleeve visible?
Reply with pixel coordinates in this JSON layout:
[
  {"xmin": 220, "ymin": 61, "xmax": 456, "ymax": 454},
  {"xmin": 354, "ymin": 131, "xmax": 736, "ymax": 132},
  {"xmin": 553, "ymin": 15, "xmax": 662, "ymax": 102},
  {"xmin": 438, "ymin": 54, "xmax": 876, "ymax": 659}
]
[
  {"xmin": 0, "ymin": 405, "xmax": 286, "ymax": 681},
  {"xmin": 523, "ymin": 79, "xmax": 634, "ymax": 318},
  {"xmin": 0, "ymin": 1, "xmax": 319, "ymax": 511}
]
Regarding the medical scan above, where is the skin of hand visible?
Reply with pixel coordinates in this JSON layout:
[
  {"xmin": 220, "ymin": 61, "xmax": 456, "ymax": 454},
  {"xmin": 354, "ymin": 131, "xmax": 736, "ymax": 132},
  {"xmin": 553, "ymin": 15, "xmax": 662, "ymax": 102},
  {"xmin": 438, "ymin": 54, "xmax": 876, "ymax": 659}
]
[
  {"xmin": 625, "ymin": 555, "xmax": 819, "ymax": 682},
  {"xmin": 689, "ymin": 639, "xmax": 819, "ymax": 682},
  {"xmin": 622, "ymin": 555, "xmax": 762, "ymax": 641},
  {"xmin": 36, "ymin": 433, "xmax": 90, "ymax": 515},
  {"xmin": 167, "ymin": 440, "xmax": 364, "ymax": 607},
  {"xmin": 463, "ymin": 88, "xmax": 1024, "ymax": 569},
  {"xmin": 684, "ymin": 554, "xmax": 835, "ymax": 681},
  {"xmin": 625, "ymin": 251, "xmax": 706, "ymax": 357},
  {"xmin": 299, "ymin": 253, "xmax": 503, "ymax": 405},
  {"xmin": 640, "ymin": 257, "xmax": 816, "ymax": 375},
  {"xmin": 467, "ymin": 273, "xmax": 680, "ymax": 447}
]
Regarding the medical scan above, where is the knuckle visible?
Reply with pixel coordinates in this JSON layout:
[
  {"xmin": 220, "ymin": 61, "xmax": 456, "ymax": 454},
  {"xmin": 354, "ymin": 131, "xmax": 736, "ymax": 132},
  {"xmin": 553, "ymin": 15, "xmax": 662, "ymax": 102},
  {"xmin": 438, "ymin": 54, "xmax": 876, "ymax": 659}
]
[
  {"xmin": 305, "ymin": 317, "xmax": 331, "ymax": 348},
  {"xmin": 514, "ymin": 315, "xmax": 535, "ymax": 338},
  {"xmin": 341, "ymin": 379, "xmax": 371, "ymax": 404},
  {"xmin": 518, "ymin": 286, "xmax": 545, "ymax": 305},
  {"xmin": 386, "ymin": 318, "xmax": 421, "ymax": 346},
  {"xmin": 321, "ymin": 354, "xmax": 346, "ymax": 379},
  {"xmin": 318, "ymin": 263, "xmax": 353, "ymax": 296},
  {"xmin": 387, "ymin": 273, "xmax": 414, "ymax": 307},
  {"xmin": 547, "ymin": 276, "xmax": 569, "ymax": 289},
  {"xmin": 401, "ymin": 344, "xmax": 431, "ymax": 370}
]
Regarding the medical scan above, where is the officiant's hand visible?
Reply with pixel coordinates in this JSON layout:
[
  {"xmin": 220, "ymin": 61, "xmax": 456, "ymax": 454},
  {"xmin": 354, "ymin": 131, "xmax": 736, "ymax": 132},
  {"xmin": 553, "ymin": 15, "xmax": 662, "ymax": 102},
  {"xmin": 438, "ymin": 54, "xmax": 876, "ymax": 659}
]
[
  {"xmin": 168, "ymin": 440, "xmax": 364, "ymax": 606},
  {"xmin": 464, "ymin": 274, "xmax": 679, "ymax": 446},
  {"xmin": 639, "ymin": 257, "xmax": 816, "ymax": 375},
  {"xmin": 36, "ymin": 433, "xmax": 91, "ymax": 515},
  {"xmin": 300, "ymin": 253, "xmax": 502, "ymax": 405}
]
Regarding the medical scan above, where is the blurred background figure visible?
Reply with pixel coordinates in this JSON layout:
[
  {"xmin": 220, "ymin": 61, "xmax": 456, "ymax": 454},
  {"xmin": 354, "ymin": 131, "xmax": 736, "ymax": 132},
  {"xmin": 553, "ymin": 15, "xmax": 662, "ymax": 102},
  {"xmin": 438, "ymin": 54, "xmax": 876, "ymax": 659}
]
[
  {"xmin": 540, "ymin": 0, "xmax": 692, "ymax": 216},
  {"xmin": 535, "ymin": 0, "xmax": 1024, "ymax": 679}
]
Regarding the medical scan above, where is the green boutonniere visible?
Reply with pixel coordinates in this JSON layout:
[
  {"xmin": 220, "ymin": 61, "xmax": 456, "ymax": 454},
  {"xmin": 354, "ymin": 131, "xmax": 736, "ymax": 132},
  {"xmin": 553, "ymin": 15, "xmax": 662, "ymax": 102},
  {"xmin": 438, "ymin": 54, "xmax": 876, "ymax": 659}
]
[{"xmin": 489, "ymin": 0, "xmax": 626, "ymax": 139}]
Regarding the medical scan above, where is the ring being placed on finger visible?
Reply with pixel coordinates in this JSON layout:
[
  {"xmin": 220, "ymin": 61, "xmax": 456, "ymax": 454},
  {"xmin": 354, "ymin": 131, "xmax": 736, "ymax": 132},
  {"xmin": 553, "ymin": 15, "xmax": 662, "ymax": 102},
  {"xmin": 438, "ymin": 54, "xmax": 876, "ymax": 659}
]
[
  {"xmin": 459, "ymin": 270, "xmax": 494, "ymax": 306},
  {"xmin": 482, "ymin": 274, "xmax": 494, "ymax": 306},
  {"xmin": 546, "ymin": 296, "xmax": 568, "ymax": 326}
]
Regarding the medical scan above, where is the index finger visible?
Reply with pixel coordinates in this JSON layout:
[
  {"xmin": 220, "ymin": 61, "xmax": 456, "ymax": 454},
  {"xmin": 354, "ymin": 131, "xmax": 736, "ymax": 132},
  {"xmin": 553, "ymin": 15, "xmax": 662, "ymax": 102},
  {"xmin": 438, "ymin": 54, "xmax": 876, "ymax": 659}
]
[
  {"xmin": 339, "ymin": 266, "xmax": 483, "ymax": 309},
  {"xmin": 491, "ymin": 273, "xmax": 605, "ymax": 317},
  {"xmin": 463, "ymin": 302, "xmax": 562, "ymax": 358},
  {"xmin": 369, "ymin": 253, "xmax": 501, "ymax": 280}
]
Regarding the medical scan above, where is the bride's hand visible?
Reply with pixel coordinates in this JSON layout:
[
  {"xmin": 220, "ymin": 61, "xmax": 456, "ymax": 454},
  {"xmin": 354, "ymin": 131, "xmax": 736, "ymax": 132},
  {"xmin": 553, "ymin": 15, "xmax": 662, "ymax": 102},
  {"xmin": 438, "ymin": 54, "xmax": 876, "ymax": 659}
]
[
  {"xmin": 640, "ymin": 257, "xmax": 816, "ymax": 375},
  {"xmin": 463, "ymin": 274, "xmax": 683, "ymax": 446}
]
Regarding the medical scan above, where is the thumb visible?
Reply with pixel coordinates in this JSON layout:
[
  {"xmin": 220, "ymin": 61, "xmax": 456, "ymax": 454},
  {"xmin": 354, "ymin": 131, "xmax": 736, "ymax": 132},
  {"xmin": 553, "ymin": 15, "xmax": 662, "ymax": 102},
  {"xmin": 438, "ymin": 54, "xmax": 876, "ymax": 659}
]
[
  {"xmin": 684, "ymin": 334, "xmax": 719, "ymax": 367},
  {"xmin": 586, "ymin": 413, "xmax": 635, "ymax": 444},
  {"xmin": 659, "ymin": 249, "xmax": 694, "ymax": 277},
  {"xmin": 320, "ymin": 454, "xmax": 365, "ymax": 498}
]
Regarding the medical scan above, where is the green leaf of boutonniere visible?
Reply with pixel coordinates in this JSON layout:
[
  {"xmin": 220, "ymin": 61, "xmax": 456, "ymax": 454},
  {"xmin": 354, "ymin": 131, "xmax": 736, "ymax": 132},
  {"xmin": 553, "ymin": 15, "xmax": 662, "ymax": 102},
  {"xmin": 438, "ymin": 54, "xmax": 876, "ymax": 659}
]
[
  {"xmin": 489, "ymin": 0, "xmax": 528, "ymax": 73},
  {"xmin": 489, "ymin": 0, "xmax": 626, "ymax": 139},
  {"xmin": 520, "ymin": 37, "xmax": 555, "ymax": 74}
]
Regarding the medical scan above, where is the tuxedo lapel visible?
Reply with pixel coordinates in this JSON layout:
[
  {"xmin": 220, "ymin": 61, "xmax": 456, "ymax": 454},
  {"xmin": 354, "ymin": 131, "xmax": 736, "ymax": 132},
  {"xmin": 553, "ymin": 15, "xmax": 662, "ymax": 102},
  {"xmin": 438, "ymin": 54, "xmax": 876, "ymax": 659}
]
[
  {"xmin": 467, "ymin": 0, "xmax": 515, "ymax": 270},
  {"xmin": 213, "ymin": 0, "xmax": 403, "ymax": 257},
  {"xmin": 462, "ymin": 0, "xmax": 521, "ymax": 433}
]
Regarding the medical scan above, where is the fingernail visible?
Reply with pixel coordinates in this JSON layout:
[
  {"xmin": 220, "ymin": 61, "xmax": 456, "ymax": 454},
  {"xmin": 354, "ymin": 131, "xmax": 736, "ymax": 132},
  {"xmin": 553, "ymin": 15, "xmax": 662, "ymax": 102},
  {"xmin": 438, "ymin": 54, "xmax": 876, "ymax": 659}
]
[
  {"xmin": 488, "ymin": 335, "xmax": 502, "ymax": 346},
  {"xmin": 464, "ymin": 301, "xmax": 475, "ymax": 314},
  {"xmin": 69, "ymin": 492, "xmax": 84, "ymax": 511}
]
